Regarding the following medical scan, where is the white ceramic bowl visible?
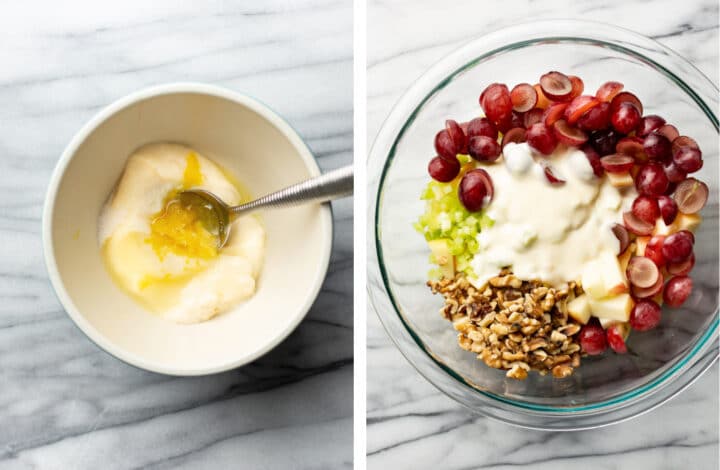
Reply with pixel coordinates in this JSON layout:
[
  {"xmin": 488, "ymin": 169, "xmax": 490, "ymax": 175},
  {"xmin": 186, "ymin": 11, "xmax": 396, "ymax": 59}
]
[{"xmin": 43, "ymin": 83, "xmax": 333, "ymax": 375}]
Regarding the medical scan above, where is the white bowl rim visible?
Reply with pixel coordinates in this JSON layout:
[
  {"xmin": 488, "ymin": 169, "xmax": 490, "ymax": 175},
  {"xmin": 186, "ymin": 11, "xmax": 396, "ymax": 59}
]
[{"xmin": 42, "ymin": 82, "xmax": 334, "ymax": 376}]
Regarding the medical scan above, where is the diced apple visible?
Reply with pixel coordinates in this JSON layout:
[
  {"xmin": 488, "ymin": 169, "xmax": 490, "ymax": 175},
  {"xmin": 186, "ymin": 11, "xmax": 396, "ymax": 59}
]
[
  {"xmin": 581, "ymin": 260, "xmax": 606, "ymax": 299},
  {"xmin": 672, "ymin": 212, "xmax": 702, "ymax": 233},
  {"xmin": 618, "ymin": 243, "xmax": 635, "ymax": 273},
  {"xmin": 598, "ymin": 250, "xmax": 629, "ymax": 295},
  {"xmin": 607, "ymin": 172, "xmax": 634, "ymax": 188},
  {"xmin": 429, "ymin": 239, "xmax": 455, "ymax": 279},
  {"xmin": 635, "ymin": 236, "xmax": 650, "ymax": 256},
  {"xmin": 588, "ymin": 294, "xmax": 634, "ymax": 322},
  {"xmin": 568, "ymin": 294, "xmax": 592, "ymax": 324},
  {"xmin": 599, "ymin": 317, "xmax": 618, "ymax": 329},
  {"xmin": 653, "ymin": 217, "xmax": 672, "ymax": 236}
]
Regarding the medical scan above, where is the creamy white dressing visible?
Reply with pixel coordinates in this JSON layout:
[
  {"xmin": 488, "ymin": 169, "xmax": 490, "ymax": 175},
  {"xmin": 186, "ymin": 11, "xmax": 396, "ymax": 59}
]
[{"xmin": 469, "ymin": 143, "xmax": 636, "ymax": 288}]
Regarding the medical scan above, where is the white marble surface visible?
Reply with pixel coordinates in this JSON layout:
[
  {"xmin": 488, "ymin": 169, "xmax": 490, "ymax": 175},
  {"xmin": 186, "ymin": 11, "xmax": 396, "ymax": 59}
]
[
  {"xmin": 0, "ymin": 1, "xmax": 352, "ymax": 468},
  {"xmin": 367, "ymin": 1, "xmax": 719, "ymax": 468}
]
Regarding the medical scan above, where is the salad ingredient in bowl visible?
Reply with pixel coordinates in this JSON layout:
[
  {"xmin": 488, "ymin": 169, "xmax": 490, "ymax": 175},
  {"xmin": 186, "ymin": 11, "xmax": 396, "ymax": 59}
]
[{"xmin": 417, "ymin": 71, "xmax": 708, "ymax": 379}]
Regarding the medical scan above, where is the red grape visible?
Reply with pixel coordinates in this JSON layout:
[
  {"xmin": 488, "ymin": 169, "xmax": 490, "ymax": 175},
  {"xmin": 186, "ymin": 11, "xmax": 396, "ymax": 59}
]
[
  {"xmin": 589, "ymin": 129, "xmax": 621, "ymax": 156},
  {"xmin": 434, "ymin": 129, "xmax": 458, "ymax": 160},
  {"xmin": 662, "ymin": 232, "xmax": 693, "ymax": 263},
  {"xmin": 596, "ymin": 81, "xmax": 624, "ymax": 102},
  {"xmin": 663, "ymin": 275, "xmax": 693, "ymax": 307},
  {"xmin": 606, "ymin": 325, "xmax": 628, "ymax": 354},
  {"xmin": 671, "ymin": 136, "xmax": 699, "ymax": 155},
  {"xmin": 616, "ymin": 136, "xmax": 647, "ymax": 162},
  {"xmin": 657, "ymin": 124, "xmax": 680, "ymax": 142},
  {"xmin": 543, "ymin": 103, "xmax": 569, "ymax": 127},
  {"xmin": 611, "ymin": 102, "xmax": 642, "ymax": 134},
  {"xmin": 673, "ymin": 147, "xmax": 703, "ymax": 173},
  {"xmin": 526, "ymin": 122, "xmax": 558, "ymax": 155},
  {"xmin": 673, "ymin": 178, "xmax": 708, "ymax": 214},
  {"xmin": 534, "ymin": 84, "xmax": 551, "ymax": 109},
  {"xmin": 553, "ymin": 119, "xmax": 588, "ymax": 146},
  {"xmin": 627, "ymin": 256, "xmax": 660, "ymax": 288},
  {"xmin": 662, "ymin": 160, "xmax": 687, "ymax": 183},
  {"xmin": 677, "ymin": 229, "xmax": 695, "ymax": 244},
  {"xmin": 428, "ymin": 156, "xmax": 460, "ymax": 182},
  {"xmin": 636, "ymin": 162, "xmax": 669, "ymax": 196},
  {"xmin": 458, "ymin": 169, "xmax": 493, "ymax": 212},
  {"xmin": 564, "ymin": 95, "xmax": 600, "ymax": 125},
  {"xmin": 466, "ymin": 117, "xmax": 498, "ymax": 140},
  {"xmin": 501, "ymin": 127, "xmax": 527, "ymax": 148},
  {"xmin": 445, "ymin": 120, "xmax": 466, "ymax": 153},
  {"xmin": 632, "ymin": 195, "xmax": 660, "ymax": 224},
  {"xmin": 643, "ymin": 132, "xmax": 672, "ymax": 160},
  {"xmin": 657, "ymin": 195, "xmax": 678, "ymax": 224},
  {"xmin": 601, "ymin": 154, "xmax": 635, "ymax": 173},
  {"xmin": 632, "ymin": 272, "xmax": 664, "ymax": 299},
  {"xmin": 667, "ymin": 253, "xmax": 695, "ymax": 276},
  {"xmin": 468, "ymin": 136, "xmax": 501, "ymax": 162},
  {"xmin": 645, "ymin": 236, "xmax": 666, "ymax": 268},
  {"xmin": 623, "ymin": 211, "xmax": 654, "ymax": 236},
  {"xmin": 510, "ymin": 83, "xmax": 538, "ymax": 113},
  {"xmin": 540, "ymin": 71, "xmax": 573, "ymax": 101},
  {"xmin": 630, "ymin": 300, "xmax": 661, "ymax": 331},
  {"xmin": 610, "ymin": 91, "xmax": 644, "ymax": 115},
  {"xmin": 480, "ymin": 83, "xmax": 513, "ymax": 125},
  {"xmin": 523, "ymin": 108, "xmax": 544, "ymax": 128},
  {"xmin": 579, "ymin": 322, "xmax": 608, "ymax": 355},
  {"xmin": 612, "ymin": 223, "xmax": 630, "ymax": 254},
  {"xmin": 568, "ymin": 75, "xmax": 584, "ymax": 98},
  {"xmin": 581, "ymin": 145, "xmax": 604, "ymax": 177},
  {"xmin": 543, "ymin": 165, "xmax": 565, "ymax": 185},
  {"xmin": 576, "ymin": 102, "xmax": 610, "ymax": 131},
  {"xmin": 637, "ymin": 115, "xmax": 666, "ymax": 137}
]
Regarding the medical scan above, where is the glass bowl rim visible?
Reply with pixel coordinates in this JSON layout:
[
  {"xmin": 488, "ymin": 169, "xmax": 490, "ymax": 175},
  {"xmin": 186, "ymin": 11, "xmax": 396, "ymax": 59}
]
[{"xmin": 369, "ymin": 19, "xmax": 719, "ymax": 425}]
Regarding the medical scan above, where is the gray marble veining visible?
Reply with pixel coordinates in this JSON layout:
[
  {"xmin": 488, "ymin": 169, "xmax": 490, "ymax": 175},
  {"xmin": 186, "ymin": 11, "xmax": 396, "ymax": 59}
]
[
  {"xmin": 0, "ymin": 1, "xmax": 352, "ymax": 469},
  {"xmin": 367, "ymin": 0, "xmax": 719, "ymax": 468}
]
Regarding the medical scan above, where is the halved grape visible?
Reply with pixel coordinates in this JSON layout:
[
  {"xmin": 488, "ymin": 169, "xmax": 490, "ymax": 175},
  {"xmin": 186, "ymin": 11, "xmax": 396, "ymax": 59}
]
[
  {"xmin": 671, "ymin": 135, "xmax": 699, "ymax": 155},
  {"xmin": 479, "ymin": 83, "xmax": 513, "ymax": 125},
  {"xmin": 627, "ymin": 256, "xmax": 660, "ymax": 288},
  {"xmin": 542, "ymin": 103, "xmax": 569, "ymax": 127},
  {"xmin": 656, "ymin": 124, "xmax": 680, "ymax": 142},
  {"xmin": 523, "ymin": 108, "xmax": 544, "ymax": 128},
  {"xmin": 632, "ymin": 195, "xmax": 660, "ymax": 224},
  {"xmin": 501, "ymin": 127, "xmax": 527, "ymax": 148},
  {"xmin": 616, "ymin": 136, "xmax": 647, "ymax": 161},
  {"xmin": 673, "ymin": 147, "xmax": 703, "ymax": 173},
  {"xmin": 564, "ymin": 95, "xmax": 600, "ymax": 125},
  {"xmin": 468, "ymin": 136, "xmax": 501, "ymax": 162},
  {"xmin": 581, "ymin": 145, "xmax": 604, "ymax": 177},
  {"xmin": 612, "ymin": 223, "xmax": 630, "ymax": 254},
  {"xmin": 589, "ymin": 129, "xmax": 621, "ymax": 156},
  {"xmin": 526, "ymin": 122, "xmax": 558, "ymax": 155},
  {"xmin": 636, "ymin": 162, "xmax": 669, "ymax": 196},
  {"xmin": 434, "ymin": 129, "xmax": 458, "ymax": 160},
  {"xmin": 673, "ymin": 178, "xmax": 708, "ymax": 214},
  {"xmin": 540, "ymin": 71, "xmax": 573, "ymax": 101},
  {"xmin": 466, "ymin": 117, "xmax": 498, "ymax": 140},
  {"xmin": 601, "ymin": 154, "xmax": 635, "ymax": 173},
  {"xmin": 576, "ymin": 102, "xmax": 610, "ymax": 131},
  {"xmin": 623, "ymin": 211, "xmax": 654, "ymax": 235},
  {"xmin": 611, "ymin": 102, "xmax": 641, "ymax": 134},
  {"xmin": 667, "ymin": 253, "xmax": 695, "ymax": 276},
  {"xmin": 663, "ymin": 276, "xmax": 693, "ymax": 307},
  {"xmin": 645, "ymin": 236, "xmax": 666, "ymax": 268},
  {"xmin": 610, "ymin": 91, "xmax": 644, "ymax": 115},
  {"xmin": 542, "ymin": 165, "xmax": 565, "ymax": 185},
  {"xmin": 657, "ymin": 195, "xmax": 678, "ymax": 224},
  {"xmin": 637, "ymin": 115, "xmax": 666, "ymax": 137},
  {"xmin": 662, "ymin": 232, "xmax": 693, "ymax": 264},
  {"xmin": 630, "ymin": 299, "xmax": 661, "ymax": 331},
  {"xmin": 631, "ymin": 272, "xmax": 664, "ymax": 300},
  {"xmin": 510, "ymin": 83, "xmax": 538, "ymax": 113},
  {"xmin": 643, "ymin": 132, "xmax": 672, "ymax": 160},
  {"xmin": 428, "ymin": 156, "xmax": 460, "ymax": 182},
  {"xmin": 553, "ymin": 119, "xmax": 588, "ymax": 146},
  {"xmin": 596, "ymin": 81, "xmax": 624, "ymax": 102},
  {"xmin": 458, "ymin": 169, "xmax": 492, "ymax": 212}
]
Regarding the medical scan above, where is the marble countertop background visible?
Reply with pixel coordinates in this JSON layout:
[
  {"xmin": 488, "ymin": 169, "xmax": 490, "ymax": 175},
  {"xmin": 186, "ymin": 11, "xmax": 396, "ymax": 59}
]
[
  {"xmin": 0, "ymin": 1, "xmax": 352, "ymax": 469},
  {"xmin": 367, "ymin": 0, "xmax": 719, "ymax": 469}
]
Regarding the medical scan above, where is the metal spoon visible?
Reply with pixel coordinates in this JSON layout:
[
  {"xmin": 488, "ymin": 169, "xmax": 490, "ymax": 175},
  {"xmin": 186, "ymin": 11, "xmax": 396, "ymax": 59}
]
[{"xmin": 177, "ymin": 165, "xmax": 353, "ymax": 249}]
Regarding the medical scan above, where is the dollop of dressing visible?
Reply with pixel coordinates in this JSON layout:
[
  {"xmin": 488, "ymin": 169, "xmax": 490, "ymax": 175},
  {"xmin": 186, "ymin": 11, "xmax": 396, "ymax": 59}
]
[{"xmin": 469, "ymin": 143, "xmax": 635, "ymax": 288}]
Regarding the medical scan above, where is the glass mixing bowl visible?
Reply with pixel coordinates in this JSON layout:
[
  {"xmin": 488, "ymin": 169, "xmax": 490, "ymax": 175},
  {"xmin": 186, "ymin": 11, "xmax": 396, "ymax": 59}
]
[{"xmin": 368, "ymin": 20, "xmax": 718, "ymax": 430}]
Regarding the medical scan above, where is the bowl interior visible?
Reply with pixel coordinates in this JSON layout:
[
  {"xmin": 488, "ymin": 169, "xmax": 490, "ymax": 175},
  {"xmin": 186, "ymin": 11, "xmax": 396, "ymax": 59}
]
[
  {"xmin": 376, "ymin": 40, "xmax": 718, "ymax": 407},
  {"xmin": 46, "ymin": 88, "xmax": 332, "ymax": 374}
]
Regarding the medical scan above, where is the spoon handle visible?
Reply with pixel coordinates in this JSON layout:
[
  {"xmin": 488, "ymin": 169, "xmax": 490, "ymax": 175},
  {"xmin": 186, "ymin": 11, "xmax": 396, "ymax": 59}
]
[{"xmin": 230, "ymin": 165, "xmax": 353, "ymax": 215}]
